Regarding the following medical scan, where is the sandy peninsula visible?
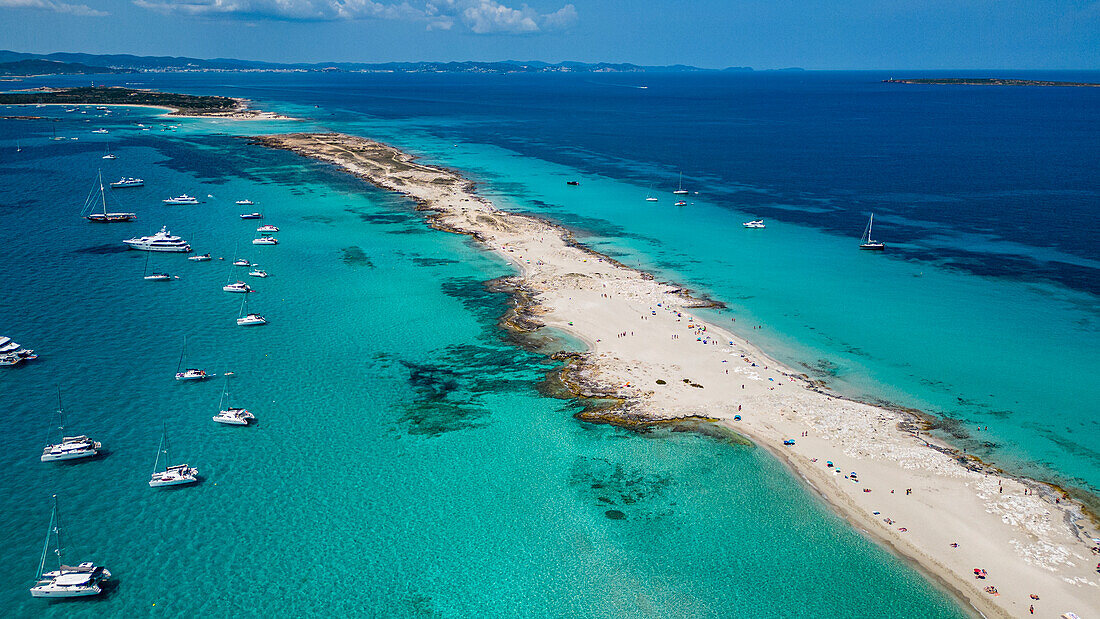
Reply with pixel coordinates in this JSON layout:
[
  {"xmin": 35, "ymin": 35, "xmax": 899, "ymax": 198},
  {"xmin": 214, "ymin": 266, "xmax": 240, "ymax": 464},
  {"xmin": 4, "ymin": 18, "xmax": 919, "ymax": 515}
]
[{"xmin": 255, "ymin": 132, "xmax": 1100, "ymax": 618}]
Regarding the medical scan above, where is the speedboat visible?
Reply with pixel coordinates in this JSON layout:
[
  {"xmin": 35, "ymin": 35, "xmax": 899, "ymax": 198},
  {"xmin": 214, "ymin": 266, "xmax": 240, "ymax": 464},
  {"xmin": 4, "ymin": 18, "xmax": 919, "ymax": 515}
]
[
  {"xmin": 645, "ymin": 196, "xmax": 658, "ymax": 202},
  {"xmin": 675, "ymin": 200, "xmax": 687, "ymax": 206},
  {"xmin": 232, "ymin": 259, "xmax": 251, "ymax": 267},
  {"xmin": 41, "ymin": 436, "xmax": 101, "ymax": 462},
  {"xmin": 110, "ymin": 177, "xmax": 143, "ymax": 188},
  {"xmin": 101, "ymin": 153, "xmax": 116, "ymax": 160},
  {"xmin": 235, "ymin": 199, "xmax": 254, "ymax": 205},
  {"xmin": 252, "ymin": 235, "xmax": 278, "ymax": 245},
  {"xmin": 175, "ymin": 368, "xmax": 212, "ymax": 381},
  {"xmin": 257, "ymin": 224, "xmax": 279, "ymax": 232},
  {"xmin": 188, "ymin": 253, "xmax": 212, "ymax": 262},
  {"xmin": 163, "ymin": 195, "xmax": 199, "ymax": 205},
  {"xmin": 248, "ymin": 269, "xmax": 268, "ymax": 278},
  {"xmin": 223, "ymin": 281, "xmax": 252, "ymax": 293},
  {"xmin": 213, "ymin": 407, "xmax": 254, "ymax": 425},
  {"xmin": 149, "ymin": 464, "xmax": 199, "ymax": 487},
  {"xmin": 124, "ymin": 226, "xmax": 191, "ymax": 252},
  {"xmin": 237, "ymin": 313, "xmax": 267, "ymax": 326},
  {"xmin": 240, "ymin": 212, "xmax": 262, "ymax": 220},
  {"xmin": 143, "ymin": 272, "xmax": 171, "ymax": 281},
  {"xmin": 743, "ymin": 219, "xmax": 766, "ymax": 229},
  {"xmin": 91, "ymin": 129, "xmax": 108, "ymax": 134}
]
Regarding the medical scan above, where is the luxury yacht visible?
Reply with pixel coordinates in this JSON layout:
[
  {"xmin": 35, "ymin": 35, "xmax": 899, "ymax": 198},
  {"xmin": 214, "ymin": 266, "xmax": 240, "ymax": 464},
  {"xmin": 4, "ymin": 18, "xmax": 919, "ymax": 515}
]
[
  {"xmin": 235, "ymin": 199, "xmax": 254, "ymax": 205},
  {"xmin": 252, "ymin": 235, "xmax": 278, "ymax": 245},
  {"xmin": 109, "ymin": 177, "xmax": 143, "ymax": 188},
  {"xmin": 232, "ymin": 258, "xmax": 251, "ymax": 267},
  {"xmin": 162, "ymin": 195, "xmax": 199, "ymax": 205},
  {"xmin": 148, "ymin": 428, "xmax": 198, "ymax": 487},
  {"xmin": 257, "ymin": 224, "xmax": 279, "ymax": 233},
  {"xmin": 30, "ymin": 497, "xmax": 111, "ymax": 598},
  {"xmin": 124, "ymin": 226, "xmax": 192, "ymax": 252},
  {"xmin": 84, "ymin": 171, "xmax": 136, "ymax": 222},
  {"xmin": 223, "ymin": 281, "xmax": 252, "ymax": 293},
  {"xmin": 41, "ymin": 389, "xmax": 101, "ymax": 462},
  {"xmin": 248, "ymin": 269, "xmax": 268, "ymax": 278},
  {"xmin": 240, "ymin": 212, "xmax": 262, "ymax": 220},
  {"xmin": 188, "ymin": 253, "xmax": 212, "ymax": 262},
  {"xmin": 743, "ymin": 219, "xmax": 766, "ymax": 229}
]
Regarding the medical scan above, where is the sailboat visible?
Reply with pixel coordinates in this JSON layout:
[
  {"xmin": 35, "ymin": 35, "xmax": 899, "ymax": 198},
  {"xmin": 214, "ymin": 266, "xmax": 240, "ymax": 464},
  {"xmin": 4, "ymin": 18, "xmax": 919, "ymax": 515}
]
[
  {"xmin": 142, "ymin": 251, "xmax": 171, "ymax": 281},
  {"xmin": 223, "ymin": 262, "xmax": 253, "ymax": 293},
  {"xmin": 175, "ymin": 336, "xmax": 212, "ymax": 381},
  {"xmin": 236, "ymin": 295, "xmax": 267, "ymax": 326},
  {"xmin": 859, "ymin": 213, "xmax": 886, "ymax": 251},
  {"xmin": 82, "ymin": 170, "xmax": 136, "ymax": 222},
  {"xmin": 645, "ymin": 186, "xmax": 658, "ymax": 202},
  {"xmin": 50, "ymin": 126, "xmax": 64, "ymax": 141},
  {"xmin": 148, "ymin": 425, "xmax": 198, "ymax": 487},
  {"xmin": 40, "ymin": 388, "xmax": 101, "ymax": 462},
  {"xmin": 101, "ymin": 140, "xmax": 116, "ymax": 160},
  {"xmin": 673, "ymin": 172, "xmax": 689, "ymax": 195},
  {"xmin": 212, "ymin": 375, "xmax": 255, "ymax": 425},
  {"xmin": 16, "ymin": 141, "xmax": 21, "ymax": 152},
  {"xmin": 29, "ymin": 495, "xmax": 111, "ymax": 598}
]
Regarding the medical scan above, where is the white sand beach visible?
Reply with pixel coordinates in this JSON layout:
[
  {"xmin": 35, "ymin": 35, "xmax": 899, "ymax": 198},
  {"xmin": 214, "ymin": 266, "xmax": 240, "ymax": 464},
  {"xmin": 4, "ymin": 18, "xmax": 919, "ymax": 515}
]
[{"xmin": 257, "ymin": 132, "xmax": 1100, "ymax": 618}]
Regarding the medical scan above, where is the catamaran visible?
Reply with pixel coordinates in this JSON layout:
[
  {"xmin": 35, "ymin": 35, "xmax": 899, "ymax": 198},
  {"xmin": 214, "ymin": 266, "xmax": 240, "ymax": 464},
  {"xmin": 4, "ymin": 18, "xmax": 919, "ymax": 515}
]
[
  {"xmin": 82, "ymin": 171, "xmax": 136, "ymax": 222},
  {"xmin": 248, "ymin": 269, "xmax": 268, "ymax": 278},
  {"xmin": 212, "ymin": 376, "xmax": 255, "ymax": 425},
  {"xmin": 148, "ymin": 426, "xmax": 198, "ymax": 487},
  {"xmin": 743, "ymin": 219, "xmax": 765, "ymax": 229},
  {"xmin": 223, "ymin": 281, "xmax": 252, "ymax": 293},
  {"xmin": 673, "ymin": 172, "xmax": 689, "ymax": 195},
  {"xmin": 236, "ymin": 296, "xmax": 267, "ymax": 326},
  {"xmin": 29, "ymin": 495, "xmax": 111, "ymax": 598},
  {"xmin": 252, "ymin": 234, "xmax": 278, "ymax": 245},
  {"xmin": 859, "ymin": 213, "xmax": 886, "ymax": 251},
  {"xmin": 40, "ymin": 388, "xmax": 101, "ymax": 462},
  {"xmin": 257, "ymin": 224, "xmax": 279, "ymax": 233},
  {"xmin": 174, "ymin": 336, "xmax": 212, "ymax": 381}
]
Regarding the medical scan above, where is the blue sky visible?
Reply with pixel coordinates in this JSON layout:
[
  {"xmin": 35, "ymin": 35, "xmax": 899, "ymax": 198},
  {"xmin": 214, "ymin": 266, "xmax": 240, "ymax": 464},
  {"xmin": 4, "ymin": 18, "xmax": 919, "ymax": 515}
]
[{"xmin": 1, "ymin": 0, "xmax": 1098, "ymax": 69}]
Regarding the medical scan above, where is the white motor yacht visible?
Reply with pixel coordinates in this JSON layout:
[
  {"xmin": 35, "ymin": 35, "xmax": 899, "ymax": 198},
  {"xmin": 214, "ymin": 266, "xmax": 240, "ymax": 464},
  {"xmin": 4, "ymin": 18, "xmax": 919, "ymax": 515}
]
[
  {"xmin": 223, "ymin": 281, "xmax": 252, "ymax": 293},
  {"xmin": 148, "ymin": 428, "xmax": 198, "ymax": 487},
  {"xmin": 91, "ymin": 129, "xmax": 108, "ymax": 134},
  {"xmin": 252, "ymin": 235, "xmax": 278, "ymax": 245},
  {"xmin": 257, "ymin": 224, "xmax": 279, "ymax": 233},
  {"xmin": 232, "ymin": 258, "xmax": 251, "ymax": 267},
  {"xmin": 110, "ymin": 177, "xmax": 143, "ymax": 188},
  {"xmin": 175, "ymin": 368, "xmax": 211, "ymax": 381},
  {"xmin": 188, "ymin": 253, "xmax": 212, "ymax": 262},
  {"xmin": 30, "ymin": 497, "xmax": 111, "ymax": 598},
  {"xmin": 743, "ymin": 219, "xmax": 766, "ymax": 229},
  {"xmin": 235, "ymin": 199, "xmax": 254, "ymax": 205},
  {"xmin": 163, "ymin": 195, "xmax": 199, "ymax": 205},
  {"xmin": 237, "ymin": 314, "xmax": 267, "ymax": 326},
  {"xmin": 41, "ymin": 390, "xmax": 101, "ymax": 462},
  {"xmin": 248, "ymin": 269, "xmax": 268, "ymax": 278},
  {"xmin": 124, "ymin": 226, "xmax": 192, "ymax": 252},
  {"xmin": 240, "ymin": 212, "xmax": 262, "ymax": 220}
]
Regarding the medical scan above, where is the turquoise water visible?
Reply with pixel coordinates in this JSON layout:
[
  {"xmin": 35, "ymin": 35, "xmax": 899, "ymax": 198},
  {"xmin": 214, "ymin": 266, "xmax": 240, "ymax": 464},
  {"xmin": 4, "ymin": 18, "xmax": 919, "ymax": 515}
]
[{"xmin": 0, "ymin": 106, "xmax": 966, "ymax": 616}]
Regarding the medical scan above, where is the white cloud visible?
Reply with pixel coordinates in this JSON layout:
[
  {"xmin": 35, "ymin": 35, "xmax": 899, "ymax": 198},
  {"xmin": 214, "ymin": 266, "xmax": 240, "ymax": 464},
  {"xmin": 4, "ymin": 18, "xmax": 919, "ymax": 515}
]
[
  {"xmin": 131, "ymin": 0, "xmax": 577, "ymax": 34},
  {"xmin": 0, "ymin": 0, "xmax": 108, "ymax": 16}
]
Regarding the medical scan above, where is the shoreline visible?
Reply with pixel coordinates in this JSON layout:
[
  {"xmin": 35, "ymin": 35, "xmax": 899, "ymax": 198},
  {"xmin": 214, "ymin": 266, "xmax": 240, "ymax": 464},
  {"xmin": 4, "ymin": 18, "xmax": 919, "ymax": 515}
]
[{"xmin": 252, "ymin": 132, "xmax": 1100, "ymax": 618}]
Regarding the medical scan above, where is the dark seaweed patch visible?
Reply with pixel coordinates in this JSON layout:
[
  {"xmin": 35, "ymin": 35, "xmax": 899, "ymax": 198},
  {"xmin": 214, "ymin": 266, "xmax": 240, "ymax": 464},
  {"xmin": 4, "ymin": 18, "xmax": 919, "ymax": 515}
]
[
  {"xmin": 74, "ymin": 243, "xmax": 129, "ymax": 254},
  {"xmin": 570, "ymin": 456, "xmax": 675, "ymax": 521},
  {"xmin": 301, "ymin": 214, "xmax": 335, "ymax": 225},
  {"xmin": 341, "ymin": 246, "xmax": 374, "ymax": 267},
  {"xmin": 411, "ymin": 256, "xmax": 459, "ymax": 267}
]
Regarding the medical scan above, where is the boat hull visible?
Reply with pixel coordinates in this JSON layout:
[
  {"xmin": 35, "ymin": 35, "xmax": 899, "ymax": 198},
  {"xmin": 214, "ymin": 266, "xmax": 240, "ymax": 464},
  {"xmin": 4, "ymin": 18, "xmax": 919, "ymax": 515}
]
[
  {"xmin": 40, "ymin": 449, "xmax": 98, "ymax": 462},
  {"xmin": 30, "ymin": 584, "xmax": 102, "ymax": 598},
  {"xmin": 149, "ymin": 475, "xmax": 198, "ymax": 487},
  {"xmin": 859, "ymin": 243, "xmax": 886, "ymax": 251},
  {"xmin": 126, "ymin": 243, "xmax": 191, "ymax": 252}
]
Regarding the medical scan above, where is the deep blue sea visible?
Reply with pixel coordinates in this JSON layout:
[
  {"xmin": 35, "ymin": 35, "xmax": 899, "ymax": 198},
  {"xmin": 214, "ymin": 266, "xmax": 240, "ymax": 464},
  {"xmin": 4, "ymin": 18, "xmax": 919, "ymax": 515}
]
[{"xmin": 1, "ymin": 70, "xmax": 1097, "ymax": 617}]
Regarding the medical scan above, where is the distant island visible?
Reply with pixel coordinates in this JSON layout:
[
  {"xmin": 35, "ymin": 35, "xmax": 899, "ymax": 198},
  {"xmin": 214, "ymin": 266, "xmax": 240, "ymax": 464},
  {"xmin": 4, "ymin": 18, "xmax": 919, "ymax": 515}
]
[
  {"xmin": 0, "ymin": 49, "xmax": 752, "ymax": 74},
  {"xmin": 0, "ymin": 85, "xmax": 288, "ymax": 119},
  {"xmin": 0, "ymin": 59, "xmax": 133, "ymax": 77},
  {"xmin": 884, "ymin": 78, "xmax": 1100, "ymax": 87}
]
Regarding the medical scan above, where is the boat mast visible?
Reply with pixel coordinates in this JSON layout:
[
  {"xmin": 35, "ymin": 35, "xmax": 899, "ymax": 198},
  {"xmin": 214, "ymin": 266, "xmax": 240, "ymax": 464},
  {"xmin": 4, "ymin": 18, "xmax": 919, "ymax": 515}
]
[
  {"xmin": 176, "ymin": 336, "xmax": 186, "ymax": 374},
  {"xmin": 98, "ymin": 170, "xmax": 108, "ymax": 217},
  {"xmin": 153, "ymin": 425, "xmax": 168, "ymax": 474},
  {"xmin": 36, "ymin": 496, "xmax": 60, "ymax": 579},
  {"xmin": 56, "ymin": 386, "xmax": 65, "ymax": 436}
]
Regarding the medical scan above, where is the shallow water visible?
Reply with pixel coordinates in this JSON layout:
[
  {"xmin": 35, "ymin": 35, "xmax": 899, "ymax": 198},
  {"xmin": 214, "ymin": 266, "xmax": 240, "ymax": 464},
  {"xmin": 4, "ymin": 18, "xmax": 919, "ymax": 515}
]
[{"xmin": 0, "ymin": 106, "xmax": 965, "ymax": 616}]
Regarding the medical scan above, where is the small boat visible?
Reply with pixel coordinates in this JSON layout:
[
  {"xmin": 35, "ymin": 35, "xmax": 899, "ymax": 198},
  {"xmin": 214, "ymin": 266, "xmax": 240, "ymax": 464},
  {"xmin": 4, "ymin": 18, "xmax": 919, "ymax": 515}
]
[
  {"xmin": 109, "ymin": 177, "xmax": 143, "ymax": 188},
  {"xmin": 223, "ymin": 281, "xmax": 252, "ymax": 294},
  {"xmin": 257, "ymin": 224, "xmax": 279, "ymax": 233},
  {"xmin": 252, "ymin": 235, "xmax": 278, "ymax": 245},
  {"xmin": 239, "ymin": 212, "xmax": 262, "ymax": 220},
  {"xmin": 29, "ymin": 496, "xmax": 111, "ymax": 598},
  {"xmin": 101, "ymin": 142, "xmax": 116, "ymax": 160},
  {"xmin": 163, "ymin": 195, "xmax": 199, "ymax": 205},
  {"xmin": 188, "ymin": 253, "xmax": 212, "ymax": 262},
  {"xmin": 141, "ymin": 252, "xmax": 171, "ymax": 281},
  {"xmin": 82, "ymin": 171, "xmax": 136, "ymax": 222},
  {"xmin": 41, "ymin": 388, "xmax": 101, "ymax": 462},
  {"xmin": 232, "ymin": 259, "xmax": 251, "ymax": 267},
  {"xmin": 124, "ymin": 226, "xmax": 191, "ymax": 252},
  {"xmin": 645, "ymin": 186, "xmax": 658, "ymax": 202},
  {"xmin": 859, "ymin": 213, "xmax": 886, "ymax": 251},
  {"xmin": 212, "ymin": 376, "xmax": 255, "ymax": 425},
  {"xmin": 248, "ymin": 269, "xmax": 268, "ymax": 278},
  {"xmin": 91, "ymin": 129, "xmax": 108, "ymax": 134},
  {"xmin": 235, "ymin": 199, "xmax": 254, "ymax": 205},
  {"xmin": 236, "ymin": 296, "xmax": 266, "ymax": 326},
  {"xmin": 174, "ymin": 336, "xmax": 212, "ymax": 381},
  {"xmin": 566, "ymin": 181, "xmax": 579, "ymax": 186},
  {"xmin": 0, "ymin": 335, "xmax": 36, "ymax": 367},
  {"xmin": 743, "ymin": 219, "xmax": 765, "ymax": 229},
  {"xmin": 673, "ymin": 172, "xmax": 689, "ymax": 195},
  {"xmin": 148, "ymin": 426, "xmax": 198, "ymax": 487},
  {"xmin": 674, "ymin": 200, "xmax": 687, "ymax": 206}
]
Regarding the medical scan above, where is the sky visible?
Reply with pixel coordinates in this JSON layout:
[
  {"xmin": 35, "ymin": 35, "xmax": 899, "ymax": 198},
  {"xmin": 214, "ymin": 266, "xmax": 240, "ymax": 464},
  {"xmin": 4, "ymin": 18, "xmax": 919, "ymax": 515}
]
[{"xmin": 1, "ymin": 0, "xmax": 1099, "ymax": 69}]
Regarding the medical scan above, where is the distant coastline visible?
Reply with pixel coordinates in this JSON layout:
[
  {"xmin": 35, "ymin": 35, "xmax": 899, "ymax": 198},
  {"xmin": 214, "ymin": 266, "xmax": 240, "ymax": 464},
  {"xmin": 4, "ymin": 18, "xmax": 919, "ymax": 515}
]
[
  {"xmin": 0, "ymin": 85, "xmax": 294, "ymax": 119},
  {"xmin": 884, "ymin": 78, "xmax": 1100, "ymax": 87}
]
